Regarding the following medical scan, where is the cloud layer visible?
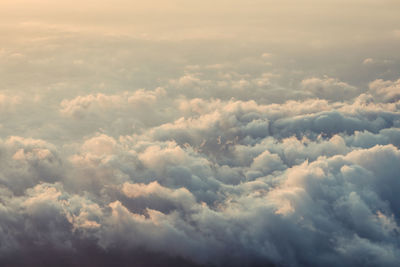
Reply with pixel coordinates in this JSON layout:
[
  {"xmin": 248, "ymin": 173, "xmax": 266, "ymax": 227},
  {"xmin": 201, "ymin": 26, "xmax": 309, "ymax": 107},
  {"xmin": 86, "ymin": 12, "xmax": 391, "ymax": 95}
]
[
  {"xmin": 1, "ymin": 76, "xmax": 400, "ymax": 266},
  {"xmin": 1, "ymin": 1, "xmax": 400, "ymax": 266}
]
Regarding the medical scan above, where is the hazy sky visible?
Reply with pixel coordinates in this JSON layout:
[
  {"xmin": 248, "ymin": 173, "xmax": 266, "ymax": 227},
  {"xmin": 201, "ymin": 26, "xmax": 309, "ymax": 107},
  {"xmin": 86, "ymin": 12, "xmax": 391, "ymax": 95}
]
[
  {"xmin": 2, "ymin": 0, "xmax": 400, "ymax": 40},
  {"xmin": 0, "ymin": 1, "xmax": 400, "ymax": 266}
]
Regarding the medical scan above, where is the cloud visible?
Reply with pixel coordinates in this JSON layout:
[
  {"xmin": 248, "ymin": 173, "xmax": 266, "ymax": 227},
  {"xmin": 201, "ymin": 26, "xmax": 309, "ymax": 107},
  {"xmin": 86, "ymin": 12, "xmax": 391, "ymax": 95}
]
[
  {"xmin": 1, "ymin": 7, "xmax": 400, "ymax": 265},
  {"xmin": 363, "ymin": 58, "xmax": 374, "ymax": 65},
  {"xmin": 2, "ymin": 85, "xmax": 400, "ymax": 266},
  {"xmin": 60, "ymin": 88, "xmax": 166, "ymax": 119},
  {"xmin": 369, "ymin": 78, "xmax": 400, "ymax": 103},
  {"xmin": 301, "ymin": 77, "xmax": 360, "ymax": 102}
]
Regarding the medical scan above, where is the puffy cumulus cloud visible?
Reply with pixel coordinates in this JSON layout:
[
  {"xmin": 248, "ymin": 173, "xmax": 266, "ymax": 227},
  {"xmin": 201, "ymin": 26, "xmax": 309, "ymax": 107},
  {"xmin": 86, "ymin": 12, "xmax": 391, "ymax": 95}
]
[
  {"xmin": 300, "ymin": 77, "xmax": 360, "ymax": 102},
  {"xmin": 1, "ymin": 0, "xmax": 400, "ymax": 265},
  {"xmin": 0, "ymin": 136, "xmax": 64, "ymax": 194},
  {"xmin": 166, "ymin": 65, "xmax": 307, "ymax": 104},
  {"xmin": 121, "ymin": 181, "xmax": 197, "ymax": 214},
  {"xmin": 369, "ymin": 78, "xmax": 400, "ymax": 103},
  {"xmin": 56, "ymin": 88, "xmax": 177, "ymax": 139},
  {"xmin": 91, "ymin": 144, "xmax": 400, "ymax": 267},
  {"xmin": 2, "ymin": 79, "xmax": 400, "ymax": 266},
  {"xmin": 1, "ymin": 16, "xmax": 400, "ymax": 265},
  {"xmin": 60, "ymin": 88, "xmax": 166, "ymax": 119},
  {"xmin": 81, "ymin": 134, "xmax": 118, "ymax": 156}
]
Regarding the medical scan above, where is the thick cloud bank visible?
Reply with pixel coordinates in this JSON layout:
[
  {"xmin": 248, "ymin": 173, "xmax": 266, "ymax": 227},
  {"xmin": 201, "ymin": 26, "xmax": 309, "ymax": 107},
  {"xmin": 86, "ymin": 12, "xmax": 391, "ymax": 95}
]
[
  {"xmin": 1, "ymin": 1, "xmax": 400, "ymax": 264},
  {"xmin": 1, "ymin": 75, "xmax": 400, "ymax": 266}
]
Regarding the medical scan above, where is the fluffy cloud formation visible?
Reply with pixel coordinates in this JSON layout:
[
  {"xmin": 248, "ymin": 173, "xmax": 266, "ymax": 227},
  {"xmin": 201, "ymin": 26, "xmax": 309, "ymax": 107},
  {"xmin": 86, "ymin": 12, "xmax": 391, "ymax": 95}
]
[
  {"xmin": 1, "ymin": 76, "xmax": 400, "ymax": 266},
  {"xmin": 369, "ymin": 78, "xmax": 400, "ymax": 103},
  {"xmin": 300, "ymin": 76, "xmax": 360, "ymax": 101},
  {"xmin": 1, "ymin": 1, "xmax": 400, "ymax": 264}
]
